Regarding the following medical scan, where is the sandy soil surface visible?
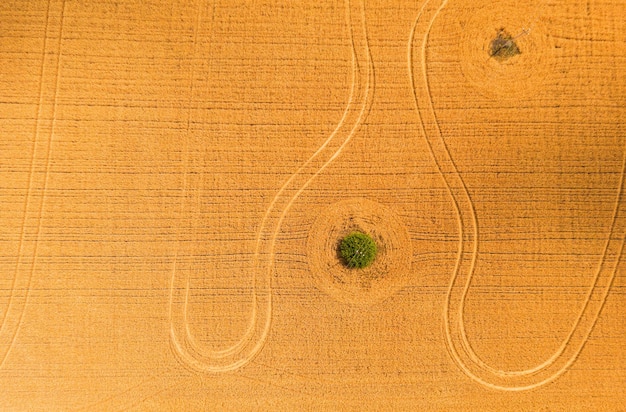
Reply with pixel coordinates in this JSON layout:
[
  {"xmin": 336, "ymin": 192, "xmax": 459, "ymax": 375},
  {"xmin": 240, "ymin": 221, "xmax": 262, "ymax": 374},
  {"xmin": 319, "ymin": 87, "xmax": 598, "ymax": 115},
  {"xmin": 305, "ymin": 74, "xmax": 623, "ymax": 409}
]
[{"xmin": 1, "ymin": 0, "xmax": 625, "ymax": 409}]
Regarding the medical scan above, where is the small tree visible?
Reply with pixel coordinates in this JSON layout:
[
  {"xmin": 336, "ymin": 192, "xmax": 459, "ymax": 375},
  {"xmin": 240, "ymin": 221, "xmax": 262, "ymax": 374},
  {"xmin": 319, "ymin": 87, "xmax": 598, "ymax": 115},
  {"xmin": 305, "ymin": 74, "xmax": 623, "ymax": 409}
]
[
  {"xmin": 339, "ymin": 232, "xmax": 377, "ymax": 269},
  {"xmin": 490, "ymin": 28, "xmax": 522, "ymax": 61}
]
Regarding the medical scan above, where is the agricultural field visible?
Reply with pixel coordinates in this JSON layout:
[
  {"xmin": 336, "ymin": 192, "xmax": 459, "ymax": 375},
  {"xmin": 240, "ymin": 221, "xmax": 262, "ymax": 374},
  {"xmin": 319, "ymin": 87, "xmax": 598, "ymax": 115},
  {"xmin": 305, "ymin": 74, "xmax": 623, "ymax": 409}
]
[{"xmin": 0, "ymin": 0, "xmax": 625, "ymax": 409}]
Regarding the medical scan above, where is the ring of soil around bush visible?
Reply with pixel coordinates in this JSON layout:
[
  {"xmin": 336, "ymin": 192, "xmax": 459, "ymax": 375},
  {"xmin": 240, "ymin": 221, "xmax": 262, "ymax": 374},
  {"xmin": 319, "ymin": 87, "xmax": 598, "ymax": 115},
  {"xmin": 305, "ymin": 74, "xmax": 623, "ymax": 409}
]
[
  {"xmin": 456, "ymin": 3, "xmax": 555, "ymax": 98},
  {"xmin": 306, "ymin": 198, "xmax": 412, "ymax": 305}
]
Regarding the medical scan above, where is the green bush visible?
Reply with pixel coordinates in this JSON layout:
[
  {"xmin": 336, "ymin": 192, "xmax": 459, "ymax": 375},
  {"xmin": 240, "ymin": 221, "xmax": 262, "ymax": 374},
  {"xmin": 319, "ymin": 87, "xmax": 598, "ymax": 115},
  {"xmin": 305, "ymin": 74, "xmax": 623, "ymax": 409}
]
[{"xmin": 339, "ymin": 232, "xmax": 377, "ymax": 269}]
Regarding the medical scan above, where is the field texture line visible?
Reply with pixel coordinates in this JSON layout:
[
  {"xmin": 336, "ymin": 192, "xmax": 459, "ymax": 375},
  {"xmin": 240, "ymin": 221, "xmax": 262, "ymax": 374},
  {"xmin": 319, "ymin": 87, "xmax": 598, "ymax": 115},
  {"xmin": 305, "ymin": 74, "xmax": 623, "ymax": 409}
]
[
  {"xmin": 73, "ymin": 374, "xmax": 192, "ymax": 412},
  {"xmin": 169, "ymin": 0, "xmax": 374, "ymax": 373},
  {"xmin": 0, "ymin": 0, "xmax": 65, "ymax": 370},
  {"xmin": 409, "ymin": 0, "xmax": 625, "ymax": 391}
]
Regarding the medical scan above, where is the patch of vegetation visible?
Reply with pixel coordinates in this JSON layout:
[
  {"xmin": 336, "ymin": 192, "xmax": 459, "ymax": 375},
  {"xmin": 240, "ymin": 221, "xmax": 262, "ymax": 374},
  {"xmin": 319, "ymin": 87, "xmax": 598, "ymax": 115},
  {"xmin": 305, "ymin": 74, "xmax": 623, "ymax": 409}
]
[
  {"xmin": 490, "ymin": 28, "xmax": 521, "ymax": 61},
  {"xmin": 339, "ymin": 231, "xmax": 377, "ymax": 269}
]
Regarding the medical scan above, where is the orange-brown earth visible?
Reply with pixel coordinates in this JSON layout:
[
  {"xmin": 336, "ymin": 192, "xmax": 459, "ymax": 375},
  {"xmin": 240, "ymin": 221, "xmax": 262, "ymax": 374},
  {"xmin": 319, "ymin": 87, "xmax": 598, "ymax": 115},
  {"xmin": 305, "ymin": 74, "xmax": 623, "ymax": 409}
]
[{"xmin": 1, "ymin": 0, "xmax": 625, "ymax": 410}]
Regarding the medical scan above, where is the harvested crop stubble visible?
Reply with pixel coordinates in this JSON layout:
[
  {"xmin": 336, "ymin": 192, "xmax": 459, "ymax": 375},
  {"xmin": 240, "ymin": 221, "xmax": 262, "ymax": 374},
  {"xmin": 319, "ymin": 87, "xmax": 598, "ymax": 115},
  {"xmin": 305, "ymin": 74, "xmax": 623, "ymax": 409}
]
[{"xmin": 0, "ymin": 0, "xmax": 624, "ymax": 409}]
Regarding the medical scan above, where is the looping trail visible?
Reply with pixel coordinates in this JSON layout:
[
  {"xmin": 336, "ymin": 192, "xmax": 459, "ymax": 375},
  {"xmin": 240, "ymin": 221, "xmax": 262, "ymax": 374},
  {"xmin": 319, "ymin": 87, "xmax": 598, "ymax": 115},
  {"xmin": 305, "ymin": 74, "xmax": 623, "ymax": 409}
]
[
  {"xmin": 0, "ymin": 0, "xmax": 65, "ymax": 370},
  {"xmin": 408, "ymin": 0, "xmax": 625, "ymax": 391},
  {"xmin": 168, "ymin": 0, "xmax": 374, "ymax": 373}
]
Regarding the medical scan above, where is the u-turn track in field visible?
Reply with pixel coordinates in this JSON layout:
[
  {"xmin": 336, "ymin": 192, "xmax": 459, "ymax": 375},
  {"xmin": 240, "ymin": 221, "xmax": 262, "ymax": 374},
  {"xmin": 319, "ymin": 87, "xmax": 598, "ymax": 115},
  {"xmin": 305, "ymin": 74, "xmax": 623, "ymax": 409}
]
[
  {"xmin": 409, "ymin": 0, "xmax": 625, "ymax": 391},
  {"xmin": 168, "ymin": 0, "xmax": 374, "ymax": 373}
]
